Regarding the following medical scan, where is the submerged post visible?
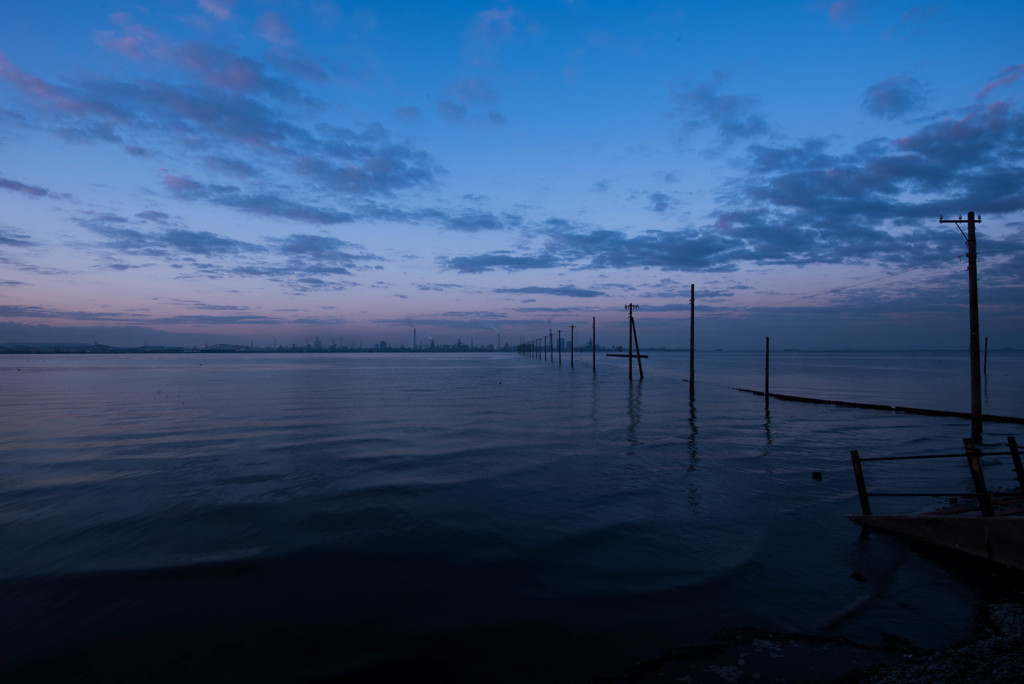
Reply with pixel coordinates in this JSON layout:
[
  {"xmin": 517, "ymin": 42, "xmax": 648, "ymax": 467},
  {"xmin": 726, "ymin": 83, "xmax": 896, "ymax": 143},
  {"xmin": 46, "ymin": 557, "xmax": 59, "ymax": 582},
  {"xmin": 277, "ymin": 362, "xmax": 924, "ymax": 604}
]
[
  {"xmin": 984, "ymin": 336, "xmax": 988, "ymax": 376},
  {"xmin": 850, "ymin": 450, "xmax": 871, "ymax": 515},
  {"xmin": 550, "ymin": 329, "xmax": 554, "ymax": 364},
  {"xmin": 765, "ymin": 336, "xmax": 770, "ymax": 402},
  {"xmin": 592, "ymin": 317, "xmax": 596, "ymax": 372},
  {"xmin": 558, "ymin": 330, "xmax": 562, "ymax": 365}
]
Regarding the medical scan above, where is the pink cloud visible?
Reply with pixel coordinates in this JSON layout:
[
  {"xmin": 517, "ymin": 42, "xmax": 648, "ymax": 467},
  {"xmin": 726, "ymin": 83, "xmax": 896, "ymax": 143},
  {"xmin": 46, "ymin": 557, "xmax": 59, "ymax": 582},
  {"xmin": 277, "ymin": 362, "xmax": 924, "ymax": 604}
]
[
  {"xmin": 173, "ymin": 42, "xmax": 264, "ymax": 91},
  {"xmin": 159, "ymin": 171, "xmax": 203, "ymax": 192},
  {"xmin": 257, "ymin": 12, "xmax": 293, "ymax": 46},
  {"xmin": 976, "ymin": 63, "xmax": 1024, "ymax": 99},
  {"xmin": 0, "ymin": 51, "xmax": 102, "ymax": 116},
  {"xmin": 94, "ymin": 14, "xmax": 166, "ymax": 61},
  {"xmin": 197, "ymin": 0, "xmax": 234, "ymax": 21}
]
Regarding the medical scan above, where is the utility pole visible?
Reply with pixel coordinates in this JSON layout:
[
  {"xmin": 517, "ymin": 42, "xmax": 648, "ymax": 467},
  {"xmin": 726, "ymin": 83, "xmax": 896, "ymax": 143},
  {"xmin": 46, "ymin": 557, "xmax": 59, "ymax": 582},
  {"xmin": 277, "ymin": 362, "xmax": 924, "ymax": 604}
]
[
  {"xmin": 689, "ymin": 284, "xmax": 695, "ymax": 397},
  {"xmin": 569, "ymin": 324, "xmax": 576, "ymax": 368},
  {"xmin": 940, "ymin": 212, "xmax": 983, "ymax": 442}
]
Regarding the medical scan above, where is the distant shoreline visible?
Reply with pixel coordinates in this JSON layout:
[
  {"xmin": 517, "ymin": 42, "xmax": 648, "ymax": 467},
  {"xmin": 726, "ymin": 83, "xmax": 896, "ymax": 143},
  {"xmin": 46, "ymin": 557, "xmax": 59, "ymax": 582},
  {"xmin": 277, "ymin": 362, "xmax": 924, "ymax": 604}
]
[{"xmin": 1, "ymin": 344, "xmax": 1015, "ymax": 355}]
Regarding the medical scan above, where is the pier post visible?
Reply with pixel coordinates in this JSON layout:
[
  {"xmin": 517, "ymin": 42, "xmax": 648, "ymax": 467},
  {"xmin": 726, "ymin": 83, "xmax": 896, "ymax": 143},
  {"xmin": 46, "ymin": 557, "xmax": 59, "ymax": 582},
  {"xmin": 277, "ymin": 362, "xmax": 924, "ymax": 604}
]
[
  {"xmin": 550, "ymin": 329, "xmax": 554, "ymax": 364},
  {"xmin": 963, "ymin": 438, "xmax": 994, "ymax": 517},
  {"xmin": 764, "ymin": 336, "xmax": 770, "ymax": 403},
  {"xmin": 850, "ymin": 450, "xmax": 872, "ymax": 515},
  {"xmin": 558, "ymin": 330, "xmax": 562, "ymax": 365},
  {"xmin": 592, "ymin": 317, "xmax": 596, "ymax": 373}
]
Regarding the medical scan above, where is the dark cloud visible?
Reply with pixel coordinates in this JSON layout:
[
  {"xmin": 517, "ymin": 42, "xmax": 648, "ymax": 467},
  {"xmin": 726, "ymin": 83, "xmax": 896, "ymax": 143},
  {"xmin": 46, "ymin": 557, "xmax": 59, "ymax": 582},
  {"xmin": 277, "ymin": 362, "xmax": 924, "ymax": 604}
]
[
  {"xmin": 204, "ymin": 155, "xmax": 259, "ymax": 178},
  {"xmin": 675, "ymin": 73, "xmax": 769, "ymax": 146},
  {"xmin": 0, "ymin": 174, "xmax": 61, "ymax": 199},
  {"xmin": 1, "ymin": 54, "xmax": 442, "ymax": 202},
  {"xmin": 437, "ymin": 100, "xmax": 468, "ymax": 123},
  {"xmin": 0, "ymin": 227, "xmax": 38, "ymax": 247},
  {"xmin": 646, "ymin": 191, "xmax": 676, "ymax": 213},
  {"xmin": 976, "ymin": 63, "xmax": 1024, "ymax": 99},
  {"xmin": 444, "ymin": 211, "xmax": 514, "ymax": 232},
  {"xmin": 77, "ymin": 212, "xmax": 264, "ymax": 257},
  {"xmin": 161, "ymin": 174, "xmax": 356, "ymax": 224},
  {"xmin": 136, "ymin": 210, "xmax": 172, "ymax": 224},
  {"xmin": 269, "ymin": 234, "xmax": 380, "ymax": 270},
  {"xmin": 549, "ymin": 227, "xmax": 747, "ymax": 271},
  {"xmin": 862, "ymin": 75, "xmax": 929, "ymax": 119},
  {"xmin": 493, "ymin": 286, "xmax": 605, "ymax": 298},
  {"xmin": 439, "ymin": 251, "xmax": 562, "ymax": 273}
]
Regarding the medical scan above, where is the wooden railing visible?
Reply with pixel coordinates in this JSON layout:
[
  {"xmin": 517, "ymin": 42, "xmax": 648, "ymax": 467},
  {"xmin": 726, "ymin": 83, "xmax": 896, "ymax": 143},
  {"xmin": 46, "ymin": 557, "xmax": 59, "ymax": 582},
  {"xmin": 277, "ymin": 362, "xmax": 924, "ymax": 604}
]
[{"xmin": 850, "ymin": 436, "xmax": 1022, "ymax": 517}]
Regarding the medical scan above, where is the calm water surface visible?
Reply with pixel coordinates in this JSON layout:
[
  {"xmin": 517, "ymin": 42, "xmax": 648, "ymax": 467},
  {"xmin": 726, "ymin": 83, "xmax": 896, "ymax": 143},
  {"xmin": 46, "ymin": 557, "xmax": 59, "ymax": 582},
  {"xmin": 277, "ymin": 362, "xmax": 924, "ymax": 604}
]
[{"xmin": 1, "ymin": 350, "xmax": 1022, "ymax": 682}]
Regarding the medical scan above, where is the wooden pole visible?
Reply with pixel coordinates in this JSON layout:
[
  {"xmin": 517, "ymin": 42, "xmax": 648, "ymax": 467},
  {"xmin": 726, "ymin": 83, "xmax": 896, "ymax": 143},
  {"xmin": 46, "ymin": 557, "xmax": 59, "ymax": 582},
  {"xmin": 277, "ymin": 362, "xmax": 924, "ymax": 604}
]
[
  {"xmin": 627, "ymin": 306, "xmax": 633, "ymax": 380},
  {"xmin": 689, "ymin": 284, "xmax": 695, "ymax": 396},
  {"xmin": 550, "ymin": 329, "xmax": 554, "ymax": 363},
  {"xmin": 592, "ymin": 317, "xmax": 596, "ymax": 373},
  {"xmin": 984, "ymin": 336, "xmax": 988, "ymax": 375},
  {"xmin": 558, "ymin": 330, "xmax": 562, "ymax": 365},
  {"xmin": 570, "ymin": 325, "xmax": 575, "ymax": 368},
  {"xmin": 850, "ymin": 450, "xmax": 872, "ymax": 515},
  {"xmin": 941, "ymin": 212, "xmax": 983, "ymax": 441},
  {"xmin": 967, "ymin": 212, "xmax": 982, "ymax": 441},
  {"xmin": 765, "ymin": 336, "xmax": 770, "ymax": 402},
  {"xmin": 631, "ymin": 312, "xmax": 643, "ymax": 380}
]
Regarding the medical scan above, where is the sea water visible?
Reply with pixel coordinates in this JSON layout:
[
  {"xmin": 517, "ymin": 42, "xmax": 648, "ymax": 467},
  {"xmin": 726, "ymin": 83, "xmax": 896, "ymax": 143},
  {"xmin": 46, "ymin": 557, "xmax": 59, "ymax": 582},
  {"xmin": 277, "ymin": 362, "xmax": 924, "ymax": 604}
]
[{"xmin": 0, "ymin": 350, "xmax": 1021, "ymax": 682}]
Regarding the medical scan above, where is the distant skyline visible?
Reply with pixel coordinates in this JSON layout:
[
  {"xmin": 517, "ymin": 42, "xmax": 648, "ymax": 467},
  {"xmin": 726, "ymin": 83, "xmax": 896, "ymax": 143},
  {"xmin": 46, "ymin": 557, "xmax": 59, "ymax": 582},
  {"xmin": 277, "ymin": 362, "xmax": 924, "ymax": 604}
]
[{"xmin": 1, "ymin": 1, "xmax": 1023, "ymax": 350}]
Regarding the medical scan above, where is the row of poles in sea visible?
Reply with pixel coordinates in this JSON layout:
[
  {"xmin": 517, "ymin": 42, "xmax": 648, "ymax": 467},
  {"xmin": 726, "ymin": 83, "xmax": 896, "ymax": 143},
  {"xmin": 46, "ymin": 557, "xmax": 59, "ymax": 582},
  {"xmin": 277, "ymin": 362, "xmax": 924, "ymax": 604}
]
[{"xmin": 515, "ymin": 285, "xmax": 698, "ymax": 396}]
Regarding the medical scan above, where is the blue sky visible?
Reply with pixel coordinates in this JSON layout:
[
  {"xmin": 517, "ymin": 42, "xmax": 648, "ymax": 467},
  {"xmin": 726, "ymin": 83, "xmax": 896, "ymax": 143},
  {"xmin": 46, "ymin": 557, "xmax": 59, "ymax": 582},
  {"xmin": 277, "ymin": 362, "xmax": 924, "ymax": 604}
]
[{"xmin": 1, "ymin": 0, "xmax": 1022, "ymax": 349}]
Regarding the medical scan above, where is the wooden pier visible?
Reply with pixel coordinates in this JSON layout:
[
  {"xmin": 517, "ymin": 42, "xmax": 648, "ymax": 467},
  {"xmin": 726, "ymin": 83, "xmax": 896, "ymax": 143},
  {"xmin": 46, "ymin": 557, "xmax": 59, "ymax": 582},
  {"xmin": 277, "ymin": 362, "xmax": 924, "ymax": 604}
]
[{"xmin": 848, "ymin": 437, "xmax": 1024, "ymax": 569}]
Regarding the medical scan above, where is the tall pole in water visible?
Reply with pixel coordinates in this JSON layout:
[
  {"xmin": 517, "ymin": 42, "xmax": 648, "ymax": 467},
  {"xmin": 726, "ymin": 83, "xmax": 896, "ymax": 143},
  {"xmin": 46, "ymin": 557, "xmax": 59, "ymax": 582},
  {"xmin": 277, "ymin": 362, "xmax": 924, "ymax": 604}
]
[
  {"xmin": 557, "ymin": 330, "xmax": 562, "ymax": 365},
  {"xmin": 550, "ymin": 329, "xmax": 554, "ymax": 363},
  {"xmin": 569, "ymin": 325, "xmax": 575, "ymax": 368},
  {"xmin": 689, "ymin": 284, "xmax": 695, "ymax": 397},
  {"xmin": 765, "ymin": 336, "xmax": 770, "ymax": 402},
  {"xmin": 592, "ymin": 317, "xmax": 596, "ymax": 373},
  {"xmin": 940, "ymin": 212, "xmax": 983, "ymax": 441},
  {"xmin": 626, "ymin": 304, "xmax": 634, "ymax": 380}
]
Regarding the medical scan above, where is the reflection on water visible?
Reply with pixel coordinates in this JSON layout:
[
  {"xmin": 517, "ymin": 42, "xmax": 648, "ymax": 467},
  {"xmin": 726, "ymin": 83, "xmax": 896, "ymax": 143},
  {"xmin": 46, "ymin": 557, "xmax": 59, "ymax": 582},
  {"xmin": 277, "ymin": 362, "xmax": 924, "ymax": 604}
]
[{"xmin": 0, "ymin": 351, "xmax": 1021, "ymax": 682}]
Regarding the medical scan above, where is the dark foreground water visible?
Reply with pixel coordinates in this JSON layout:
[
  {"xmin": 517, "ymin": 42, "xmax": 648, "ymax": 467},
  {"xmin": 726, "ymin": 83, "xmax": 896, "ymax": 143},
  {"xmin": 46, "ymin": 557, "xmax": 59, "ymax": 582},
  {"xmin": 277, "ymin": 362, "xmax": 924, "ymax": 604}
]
[{"xmin": 1, "ymin": 350, "xmax": 1022, "ymax": 682}]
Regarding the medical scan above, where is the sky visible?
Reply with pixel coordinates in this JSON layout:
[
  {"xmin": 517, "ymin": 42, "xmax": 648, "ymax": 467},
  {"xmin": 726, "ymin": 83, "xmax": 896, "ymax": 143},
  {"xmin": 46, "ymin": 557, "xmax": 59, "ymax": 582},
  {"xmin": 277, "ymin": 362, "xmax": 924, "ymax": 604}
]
[{"xmin": 1, "ymin": 0, "xmax": 1023, "ymax": 350}]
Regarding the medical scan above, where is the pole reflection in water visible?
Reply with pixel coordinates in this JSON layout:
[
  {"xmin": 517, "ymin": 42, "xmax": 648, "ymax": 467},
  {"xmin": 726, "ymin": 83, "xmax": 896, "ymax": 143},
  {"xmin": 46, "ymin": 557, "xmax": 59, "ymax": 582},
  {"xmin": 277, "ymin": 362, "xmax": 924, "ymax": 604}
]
[
  {"xmin": 685, "ymin": 396, "xmax": 700, "ymax": 508},
  {"xmin": 627, "ymin": 380, "xmax": 643, "ymax": 447}
]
